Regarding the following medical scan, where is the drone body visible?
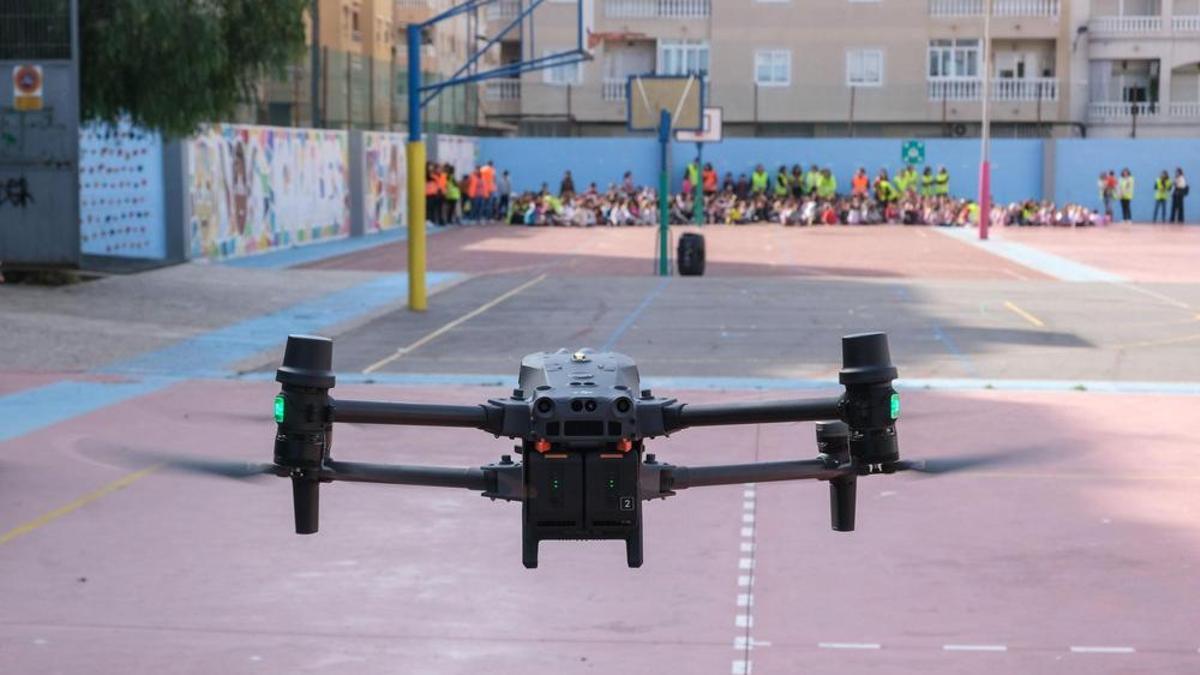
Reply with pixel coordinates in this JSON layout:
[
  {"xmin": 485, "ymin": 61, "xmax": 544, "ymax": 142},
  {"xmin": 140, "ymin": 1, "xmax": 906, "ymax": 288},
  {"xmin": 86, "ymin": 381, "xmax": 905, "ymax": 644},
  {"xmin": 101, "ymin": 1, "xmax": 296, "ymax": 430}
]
[{"xmin": 270, "ymin": 333, "xmax": 904, "ymax": 568}]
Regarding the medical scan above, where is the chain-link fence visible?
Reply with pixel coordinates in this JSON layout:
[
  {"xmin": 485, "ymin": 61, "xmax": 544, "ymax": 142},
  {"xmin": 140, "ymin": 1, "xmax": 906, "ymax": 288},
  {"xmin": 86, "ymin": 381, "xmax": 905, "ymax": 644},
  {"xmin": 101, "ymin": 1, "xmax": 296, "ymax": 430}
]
[{"xmin": 0, "ymin": 0, "xmax": 71, "ymax": 60}]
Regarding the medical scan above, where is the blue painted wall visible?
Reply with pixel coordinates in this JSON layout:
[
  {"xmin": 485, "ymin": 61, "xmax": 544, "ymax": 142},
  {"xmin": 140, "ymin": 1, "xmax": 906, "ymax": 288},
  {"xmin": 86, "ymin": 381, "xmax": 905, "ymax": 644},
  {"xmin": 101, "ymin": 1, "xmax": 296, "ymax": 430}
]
[
  {"xmin": 478, "ymin": 137, "xmax": 1045, "ymax": 206},
  {"xmin": 1053, "ymin": 139, "xmax": 1198, "ymax": 223}
]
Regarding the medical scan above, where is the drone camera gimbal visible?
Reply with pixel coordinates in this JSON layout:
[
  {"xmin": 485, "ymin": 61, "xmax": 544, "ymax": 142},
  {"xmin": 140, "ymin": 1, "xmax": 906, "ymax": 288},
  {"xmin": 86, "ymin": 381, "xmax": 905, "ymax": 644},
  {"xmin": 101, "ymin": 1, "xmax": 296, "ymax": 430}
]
[{"xmin": 270, "ymin": 332, "xmax": 901, "ymax": 568}]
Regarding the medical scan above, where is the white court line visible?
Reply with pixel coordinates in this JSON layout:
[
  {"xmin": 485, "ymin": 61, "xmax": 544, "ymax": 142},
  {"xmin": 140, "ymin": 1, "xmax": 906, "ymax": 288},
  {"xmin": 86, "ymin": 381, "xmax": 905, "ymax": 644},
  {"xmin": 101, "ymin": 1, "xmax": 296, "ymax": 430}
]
[
  {"xmin": 739, "ymin": 558, "xmax": 753, "ymax": 570},
  {"xmin": 743, "ymin": 500, "xmax": 756, "ymax": 510},
  {"xmin": 1070, "ymin": 646, "xmax": 1135, "ymax": 654},
  {"xmin": 943, "ymin": 644, "xmax": 1008, "ymax": 652},
  {"xmin": 740, "ymin": 527, "xmax": 754, "ymax": 537},
  {"xmin": 731, "ymin": 660, "xmax": 751, "ymax": 675},
  {"xmin": 735, "ymin": 615, "xmax": 754, "ymax": 628},
  {"xmin": 737, "ymin": 575, "xmax": 751, "ymax": 587},
  {"xmin": 742, "ymin": 513, "xmax": 755, "ymax": 523},
  {"xmin": 737, "ymin": 594, "xmax": 754, "ymax": 607},
  {"xmin": 818, "ymin": 642, "xmax": 882, "ymax": 650},
  {"xmin": 740, "ymin": 542, "xmax": 754, "ymax": 552}
]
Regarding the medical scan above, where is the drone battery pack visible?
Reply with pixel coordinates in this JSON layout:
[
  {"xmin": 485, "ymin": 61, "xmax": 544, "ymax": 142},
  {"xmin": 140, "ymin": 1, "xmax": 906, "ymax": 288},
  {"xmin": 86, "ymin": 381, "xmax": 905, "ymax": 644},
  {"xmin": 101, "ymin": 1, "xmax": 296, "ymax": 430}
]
[{"xmin": 522, "ymin": 446, "xmax": 643, "ymax": 569}]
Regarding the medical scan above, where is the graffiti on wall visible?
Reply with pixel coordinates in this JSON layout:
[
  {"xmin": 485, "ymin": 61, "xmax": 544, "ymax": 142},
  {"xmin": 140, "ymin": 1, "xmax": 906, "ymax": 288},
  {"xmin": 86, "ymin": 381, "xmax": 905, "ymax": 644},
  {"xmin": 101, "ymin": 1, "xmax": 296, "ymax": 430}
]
[
  {"xmin": 433, "ymin": 134, "xmax": 478, "ymax": 179},
  {"xmin": 188, "ymin": 125, "xmax": 349, "ymax": 260},
  {"xmin": 79, "ymin": 120, "xmax": 166, "ymax": 258},
  {"xmin": 363, "ymin": 132, "xmax": 406, "ymax": 233}
]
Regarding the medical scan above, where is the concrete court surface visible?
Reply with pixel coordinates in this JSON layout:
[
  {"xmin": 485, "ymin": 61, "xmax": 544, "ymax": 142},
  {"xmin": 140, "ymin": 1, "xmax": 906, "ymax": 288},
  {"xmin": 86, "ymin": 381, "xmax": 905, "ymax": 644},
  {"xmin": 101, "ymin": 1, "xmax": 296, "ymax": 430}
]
[{"xmin": 3, "ymin": 222, "xmax": 1200, "ymax": 674}]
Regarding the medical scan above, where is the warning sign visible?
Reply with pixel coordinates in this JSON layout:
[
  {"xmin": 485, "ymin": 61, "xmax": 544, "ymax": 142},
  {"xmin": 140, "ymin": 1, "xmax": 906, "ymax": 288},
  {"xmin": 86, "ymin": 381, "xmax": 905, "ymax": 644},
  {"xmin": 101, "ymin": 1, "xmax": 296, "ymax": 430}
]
[{"xmin": 13, "ymin": 65, "xmax": 44, "ymax": 112}]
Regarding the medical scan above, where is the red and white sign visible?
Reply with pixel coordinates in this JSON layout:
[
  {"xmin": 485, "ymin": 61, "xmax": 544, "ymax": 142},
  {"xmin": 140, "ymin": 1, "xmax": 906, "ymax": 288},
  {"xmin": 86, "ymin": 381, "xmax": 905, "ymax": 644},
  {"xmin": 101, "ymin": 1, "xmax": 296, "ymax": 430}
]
[{"xmin": 13, "ymin": 65, "xmax": 44, "ymax": 111}]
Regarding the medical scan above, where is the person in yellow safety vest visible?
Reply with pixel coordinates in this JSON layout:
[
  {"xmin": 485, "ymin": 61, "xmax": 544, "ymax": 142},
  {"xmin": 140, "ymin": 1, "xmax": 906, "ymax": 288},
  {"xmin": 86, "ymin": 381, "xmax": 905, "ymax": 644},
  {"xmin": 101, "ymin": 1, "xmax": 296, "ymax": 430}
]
[
  {"xmin": 1118, "ymin": 168, "xmax": 1135, "ymax": 223},
  {"xmin": 817, "ymin": 168, "xmax": 838, "ymax": 199},
  {"xmin": 934, "ymin": 166, "xmax": 950, "ymax": 196},
  {"xmin": 967, "ymin": 201, "xmax": 980, "ymax": 224},
  {"xmin": 874, "ymin": 169, "xmax": 897, "ymax": 203},
  {"xmin": 751, "ymin": 164, "xmax": 769, "ymax": 195},
  {"xmin": 921, "ymin": 166, "xmax": 935, "ymax": 198},
  {"xmin": 685, "ymin": 161, "xmax": 700, "ymax": 192},
  {"xmin": 774, "ymin": 165, "xmax": 791, "ymax": 197},
  {"xmin": 805, "ymin": 164, "xmax": 821, "ymax": 196},
  {"xmin": 894, "ymin": 166, "xmax": 912, "ymax": 196},
  {"xmin": 1153, "ymin": 169, "xmax": 1171, "ymax": 223}
]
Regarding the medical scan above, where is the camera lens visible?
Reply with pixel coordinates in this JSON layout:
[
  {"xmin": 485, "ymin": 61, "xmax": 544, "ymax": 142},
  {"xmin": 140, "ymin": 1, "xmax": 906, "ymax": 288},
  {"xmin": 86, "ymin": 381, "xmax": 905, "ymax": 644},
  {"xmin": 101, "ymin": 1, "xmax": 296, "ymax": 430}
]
[
  {"xmin": 570, "ymin": 399, "xmax": 583, "ymax": 412},
  {"xmin": 614, "ymin": 397, "xmax": 632, "ymax": 414},
  {"xmin": 584, "ymin": 400, "xmax": 597, "ymax": 412},
  {"xmin": 536, "ymin": 398, "xmax": 554, "ymax": 414}
]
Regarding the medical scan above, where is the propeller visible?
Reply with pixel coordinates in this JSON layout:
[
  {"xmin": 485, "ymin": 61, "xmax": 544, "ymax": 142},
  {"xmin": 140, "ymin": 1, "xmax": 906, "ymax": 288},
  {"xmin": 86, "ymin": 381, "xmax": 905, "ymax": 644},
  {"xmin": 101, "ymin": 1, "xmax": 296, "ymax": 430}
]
[
  {"xmin": 891, "ymin": 448, "xmax": 1041, "ymax": 475},
  {"xmin": 79, "ymin": 440, "xmax": 280, "ymax": 482}
]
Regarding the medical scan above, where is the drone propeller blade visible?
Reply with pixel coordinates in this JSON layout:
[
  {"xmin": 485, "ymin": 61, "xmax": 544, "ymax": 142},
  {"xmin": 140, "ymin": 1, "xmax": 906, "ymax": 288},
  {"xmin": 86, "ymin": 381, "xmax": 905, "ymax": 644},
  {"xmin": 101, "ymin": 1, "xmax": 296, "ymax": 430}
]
[
  {"xmin": 893, "ymin": 449, "xmax": 1036, "ymax": 475},
  {"xmin": 82, "ymin": 441, "xmax": 279, "ymax": 481}
]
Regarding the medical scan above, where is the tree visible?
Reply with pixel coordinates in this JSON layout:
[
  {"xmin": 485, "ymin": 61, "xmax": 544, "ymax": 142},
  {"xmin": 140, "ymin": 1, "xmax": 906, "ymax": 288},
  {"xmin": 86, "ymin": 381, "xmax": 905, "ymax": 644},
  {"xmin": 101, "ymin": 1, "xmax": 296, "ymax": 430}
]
[{"xmin": 81, "ymin": 0, "xmax": 310, "ymax": 136}]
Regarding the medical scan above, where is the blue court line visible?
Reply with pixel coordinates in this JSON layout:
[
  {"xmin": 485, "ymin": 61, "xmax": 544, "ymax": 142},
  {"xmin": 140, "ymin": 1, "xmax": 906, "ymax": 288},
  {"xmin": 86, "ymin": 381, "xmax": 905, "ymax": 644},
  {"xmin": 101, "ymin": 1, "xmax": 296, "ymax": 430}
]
[
  {"xmin": 0, "ymin": 377, "xmax": 178, "ymax": 444},
  {"xmin": 933, "ymin": 227, "xmax": 1125, "ymax": 282},
  {"xmin": 100, "ymin": 272, "xmax": 461, "ymax": 378},
  {"xmin": 0, "ymin": 272, "xmax": 462, "ymax": 444},
  {"xmin": 893, "ymin": 286, "xmax": 980, "ymax": 378},
  {"xmin": 234, "ymin": 370, "xmax": 1200, "ymax": 396},
  {"xmin": 601, "ymin": 277, "xmax": 671, "ymax": 351},
  {"xmin": 221, "ymin": 223, "xmax": 447, "ymax": 270}
]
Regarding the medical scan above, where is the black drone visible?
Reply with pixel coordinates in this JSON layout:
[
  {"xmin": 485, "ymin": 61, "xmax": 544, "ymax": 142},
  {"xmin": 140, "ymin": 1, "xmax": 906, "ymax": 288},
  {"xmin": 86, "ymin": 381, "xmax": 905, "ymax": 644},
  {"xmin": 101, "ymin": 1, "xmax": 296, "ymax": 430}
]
[{"xmin": 141, "ymin": 332, "xmax": 1003, "ymax": 568}]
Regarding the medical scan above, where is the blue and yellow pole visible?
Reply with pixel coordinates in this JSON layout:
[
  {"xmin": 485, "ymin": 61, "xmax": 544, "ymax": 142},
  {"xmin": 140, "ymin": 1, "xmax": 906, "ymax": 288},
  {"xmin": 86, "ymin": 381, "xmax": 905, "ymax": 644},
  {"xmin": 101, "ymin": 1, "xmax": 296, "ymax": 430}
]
[
  {"xmin": 657, "ymin": 109, "xmax": 671, "ymax": 277},
  {"xmin": 406, "ymin": 23, "xmax": 427, "ymax": 311}
]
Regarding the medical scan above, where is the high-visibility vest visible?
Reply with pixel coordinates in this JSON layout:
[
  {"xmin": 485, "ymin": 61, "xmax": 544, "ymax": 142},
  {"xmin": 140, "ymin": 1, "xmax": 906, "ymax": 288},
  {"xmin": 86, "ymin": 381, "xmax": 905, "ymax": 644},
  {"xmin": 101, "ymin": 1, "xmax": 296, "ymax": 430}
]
[
  {"xmin": 686, "ymin": 163, "xmax": 700, "ymax": 184},
  {"xmin": 895, "ymin": 171, "xmax": 912, "ymax": 194},
  {"xmin": 818, "ymin": 175, "xmax": 838, "ymax": 199},
  {"xmin": 852, "ymin": 174, "xmax": 869, "ymax": 195},
  {"xmin": 876, "ymin": 179, "xmax": 896, "ymax": 202},
  {"xmin": 921, "ymin": 174, "xmax": 935, "ymax": 196},
  {"xmin": 751, "ymin": 171, "xmax": 769, "ymax": 193},
  {"xmin": 805, "ymin": 170, "xmax": 821, "ymax": 193},
  {"xmin": 446, "ymin": 179, "xmax": 461, "ymax": 201},
  {"xmin": 466, "ymin": 174, "xmax": 480, "ymax": 199},
  {"xmin": 435, "ymin": 171, "xmax": 448, "ymax": 194},
  {"xmin": 425, "ymin": 178, "xmax": 438, "ymax": 196},
  {"xmin": 1119, "ymin": 176, "xmax": 1134, "ymax": 200},
  {"xmin": 703, "ymin": 169, "xmax": 718, "ymax": 191},
  {"xmin": 1155, "ymin": 177, "xmax": 1171, "ymax": 200},
  {"xmin": 934, "ymin": 171, "xmax": 949, "ymax": 195},
  {"xmin": 774, "ymin": 172, "xmax": 790, "ymax": 196},
  {"xmin": 480, "ymin": 165, "xmax": 495, "ymax": 192}
]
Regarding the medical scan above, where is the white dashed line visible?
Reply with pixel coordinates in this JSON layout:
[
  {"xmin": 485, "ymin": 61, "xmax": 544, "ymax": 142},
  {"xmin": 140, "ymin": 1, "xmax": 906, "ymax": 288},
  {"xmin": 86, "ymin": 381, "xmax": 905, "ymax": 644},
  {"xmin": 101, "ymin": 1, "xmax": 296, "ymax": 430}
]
[
  {"xmin": 735, "ymin": 614, "xmax": 754, "ymax": 628},
  {"xmin": 740, "ymin": 527, "xmax": 754, "ymax": 537},
  {"xmin": 737, "ymin": 593, "xmax": 754, "ymax": 607},
  {"xmin": 737, "ymin": 575, "xmax": 752, "ymax": 587},
  {"xmin": 740, "ymin": 541, "xmax": 754, "ymax": 553},
  {"xmin": 818, "ymin": 642, "xmax": 882, "ymax": 650},
  {"xmin": 731, "ymin": 660, "xmax": 751, "ymax": 674},
  {"xmin": 733, "ymin": 483, "xmax": 759, "ymax": 675},
  {"xmin": 1070, "ymin": 646, "xmax": 1135, "ymax": 654},
  {"xmin": 742, "ymin": 513, "xmax": 755, "ymax": 523},
  {"xmin": 943, "ymin": 644, "xmax": 1008, "ymax": 652},
  {"xmin": 738, "ymin": 558, "xmax": 754, "ymax": 570}
]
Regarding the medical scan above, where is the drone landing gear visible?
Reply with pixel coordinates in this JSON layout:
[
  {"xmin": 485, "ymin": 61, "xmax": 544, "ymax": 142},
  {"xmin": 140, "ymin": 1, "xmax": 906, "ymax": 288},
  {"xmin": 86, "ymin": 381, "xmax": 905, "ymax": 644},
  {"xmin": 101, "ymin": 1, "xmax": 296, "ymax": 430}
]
[{"xmin": 520, "ymin": 525, "xmax": 644, "ymax": 569}]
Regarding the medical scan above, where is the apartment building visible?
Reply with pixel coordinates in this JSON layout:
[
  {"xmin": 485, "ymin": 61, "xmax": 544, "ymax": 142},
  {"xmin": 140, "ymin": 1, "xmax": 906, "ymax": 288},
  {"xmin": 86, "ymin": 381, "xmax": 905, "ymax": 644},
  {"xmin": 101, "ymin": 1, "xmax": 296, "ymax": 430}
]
[
  {"xmin": 477, "ymin": 0, "xmax": 1200, "ymax": 138},
  {"xmin": 256, "ymin": 0, "xmax": 496, "ymax": 132}
]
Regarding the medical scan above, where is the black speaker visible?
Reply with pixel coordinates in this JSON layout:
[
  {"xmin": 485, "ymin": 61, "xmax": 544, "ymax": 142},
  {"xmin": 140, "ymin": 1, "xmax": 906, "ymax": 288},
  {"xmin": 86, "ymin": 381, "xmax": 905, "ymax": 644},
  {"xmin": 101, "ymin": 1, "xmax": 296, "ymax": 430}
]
[{"xmin": 677, "ymin": 233, "xmax": 706, "ymax": 276}]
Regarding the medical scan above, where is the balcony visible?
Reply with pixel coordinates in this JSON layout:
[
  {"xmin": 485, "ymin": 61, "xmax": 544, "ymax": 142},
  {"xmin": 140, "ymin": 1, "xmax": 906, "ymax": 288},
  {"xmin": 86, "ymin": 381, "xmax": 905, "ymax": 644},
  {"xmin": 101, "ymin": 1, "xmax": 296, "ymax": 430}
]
[
  {"xmin": 604, "ymin": 0, "xmax": 710, "ymax": 19},
  {"xmin": 1088, "ymin": 15, "xmax": 1164, "ymax": 34},
  {"xmin": 1088, "ymin": 101, "xmax": 1159, "ymax": 118},
  {"xmin": 602, "ymin": 78, "xmax": 627, "ymax": 101},
  {"xmin": 928, "ymin": 77, "xmax": 1058, "ymax": 101},
  {"xmin": 928, "ymin": 0, "xmax": 1059, "ymax": 17},
  {"xmin": 487, "ymin": 0, "xmax": 520, "ymax": 20},
  {"xmin": 1173, "ymin": 15, "xmax": 1200, "ymax": 31},
  {"xmin": 483, "ymin": 78, "xmax": 521, "ymax": 101},
  {"xmin": 1168, "ymin": 102, "xmax": 1200, "ymax": 118}
]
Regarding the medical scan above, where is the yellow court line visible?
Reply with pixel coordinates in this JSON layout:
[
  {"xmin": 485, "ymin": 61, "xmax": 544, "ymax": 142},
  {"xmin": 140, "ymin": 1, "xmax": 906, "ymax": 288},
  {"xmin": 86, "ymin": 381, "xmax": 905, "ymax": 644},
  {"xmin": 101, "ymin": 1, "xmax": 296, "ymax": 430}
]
[
  {"xmin": 1003, "ymin": 300, "xmax": 1045, "ymax": 328},
  {"xmin": 0, "ymin": 465, "xmax": 159, "ymax": 546},
  {"xmin": 1112, "ymin": 332, "xmax": 1200, "ymax": 351},
  {"xmin": 363, "ymin": 273, "xmax": 548, "ymax": 374}
]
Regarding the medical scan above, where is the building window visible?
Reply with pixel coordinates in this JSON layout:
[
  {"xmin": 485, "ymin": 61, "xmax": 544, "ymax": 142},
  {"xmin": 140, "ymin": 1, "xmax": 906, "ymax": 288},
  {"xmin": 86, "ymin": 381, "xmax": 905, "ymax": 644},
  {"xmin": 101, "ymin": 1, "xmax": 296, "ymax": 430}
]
[
  {"xmin": 657, "ymin": 39, "xmax": 710, "ymax": 77},
  {"xmin": 754, "ymin": 49, "xmax": 791, "ymax": 86},
  {"xmin": 928, "ymin": 39, "xmax": 979, "ymax": 79},
  {"xmin": 542, "ymin": 50, "xmax": 583, "ymax": 85},
  {"xmin": 846, "ymin": 49, "xmax": 884, "ymax": 86}
]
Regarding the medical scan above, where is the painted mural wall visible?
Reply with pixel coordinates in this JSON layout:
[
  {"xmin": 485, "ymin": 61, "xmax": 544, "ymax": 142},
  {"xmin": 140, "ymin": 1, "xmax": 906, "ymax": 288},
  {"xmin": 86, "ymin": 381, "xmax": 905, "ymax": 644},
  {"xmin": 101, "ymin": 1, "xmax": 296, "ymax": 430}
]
[
  {"xmin": 432, "ymin": 134, "xmax": 478, "ymax": 179},
  {"xmin": 187, "ymin": 125, "xmax": 350, "ymax": 260},
  {"xmin": 79, "ymin": 120, "xmax": 166, "ymax": 259},
  {"xmin": 362, "ymin": 132, "xmax": 407, "ymax": 233}
]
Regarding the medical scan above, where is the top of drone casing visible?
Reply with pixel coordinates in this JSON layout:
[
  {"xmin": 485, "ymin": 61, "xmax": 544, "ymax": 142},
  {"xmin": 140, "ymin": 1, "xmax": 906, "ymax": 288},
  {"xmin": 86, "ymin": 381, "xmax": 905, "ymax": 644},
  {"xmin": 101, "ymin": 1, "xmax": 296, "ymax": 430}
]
[{"xmin": 515, "ymin": 349, "xmax": 652, "ymax": 448}]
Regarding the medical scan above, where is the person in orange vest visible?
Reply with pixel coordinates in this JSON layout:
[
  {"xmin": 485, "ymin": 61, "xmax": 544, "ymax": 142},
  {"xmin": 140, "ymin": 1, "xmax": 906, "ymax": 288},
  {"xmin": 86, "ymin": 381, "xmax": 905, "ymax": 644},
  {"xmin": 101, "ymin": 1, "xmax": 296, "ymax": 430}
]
[
  {"xmin": 480, "ymin": 160, "xmax": 497, "ymax": 220},
  {"xmin": 426, "ymin": 162, "xmax": 443, "ymax": 226},
  {"xmin": 851, "ymin": 167, "xmax": 869, "ymax": 197},
  {"xmin": 434, "ymin": 163, "xmax": 449, "ymax": 225},
  {"xmin": 702, "ymin": 163, "xmax": 718, "ymax": 196},
  {"xmin": 466, "ymin": 168, "xmax": 482, "ymax": 222}
]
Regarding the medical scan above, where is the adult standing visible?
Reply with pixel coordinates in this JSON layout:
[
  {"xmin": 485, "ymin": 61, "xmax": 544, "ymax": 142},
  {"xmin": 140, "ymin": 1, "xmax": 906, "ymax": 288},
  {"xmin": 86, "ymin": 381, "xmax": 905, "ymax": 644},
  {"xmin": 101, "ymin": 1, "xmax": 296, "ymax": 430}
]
[
  {"xmin": 1098, "ymin": 171, "xmax": 1113, "ymax": 221},
  {"xmin": 560, "ymin": 170, "xmax": 576, "ymax": 199},
  {"xmin": 1171, "ymin": 167, "xmax": 1188, "ymax": 223},
  {"xmin": 480, "ymin": 160, "xmax": 497, "ymax": 220},
  {"xmin": 497, "ymin": 170, "xmax": 512, "ymax": 223},
  {"xmin": 1153, "ymin": 170, "xmax": 1171, "ymax": 223},
  {"xmin": 1118, "ymin": 168, "xmax": 1134, "ymax": 223}
]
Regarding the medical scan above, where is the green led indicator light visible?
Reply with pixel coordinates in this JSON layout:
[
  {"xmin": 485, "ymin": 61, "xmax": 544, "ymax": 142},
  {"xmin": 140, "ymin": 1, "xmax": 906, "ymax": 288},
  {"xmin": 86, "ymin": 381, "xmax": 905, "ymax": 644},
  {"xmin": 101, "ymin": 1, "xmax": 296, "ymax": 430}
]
[
  {"xmin": 889, "ymin": 393, "xmax": 901, "ymax": 420},
  {"xmin": 274, "ymin": 395, "xmax": 286, "ymax": 424},
  {"xmin": 608, "ymin": 480, "xmax": 616, "ymax": 488}
]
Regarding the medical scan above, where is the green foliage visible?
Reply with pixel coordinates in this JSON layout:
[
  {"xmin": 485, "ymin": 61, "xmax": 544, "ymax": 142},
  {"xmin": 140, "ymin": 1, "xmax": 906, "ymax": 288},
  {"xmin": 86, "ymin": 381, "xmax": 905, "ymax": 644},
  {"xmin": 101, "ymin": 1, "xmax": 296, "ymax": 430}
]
[{"xmin": 82, "ymin": 0, "xmax": 309, "ymax": 137}]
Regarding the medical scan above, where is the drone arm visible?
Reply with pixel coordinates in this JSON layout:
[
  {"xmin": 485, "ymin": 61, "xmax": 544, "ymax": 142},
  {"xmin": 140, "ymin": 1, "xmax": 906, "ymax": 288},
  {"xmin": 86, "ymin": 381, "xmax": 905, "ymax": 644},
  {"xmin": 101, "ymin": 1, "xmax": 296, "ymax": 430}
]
[
  {"xmin": 333, "ymin": 399, "xmax": 502, "ymax": 432},
  {"xmin": 668, "ymin": 458, "xmax": 846, "ymax": 489},
  {"xmin": 661, "ymin": 397, "xmax": 842, "ymax": 434},
  {"xmin": 318, "ymin": 460, "xmax": 493, "ymax": 491}
]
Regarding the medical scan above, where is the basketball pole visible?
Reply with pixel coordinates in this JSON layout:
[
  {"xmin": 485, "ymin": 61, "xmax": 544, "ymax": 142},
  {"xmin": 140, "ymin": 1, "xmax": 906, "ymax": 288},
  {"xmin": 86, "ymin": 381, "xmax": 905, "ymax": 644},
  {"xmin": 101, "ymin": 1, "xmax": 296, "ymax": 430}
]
[
  {"xmin": 658, "ymin": 109, "xmax": 671, "ymax": 277},
  {"xmin": 978, "ymin": 0, "xmax": 993, "ymax": 241},
  {"xmin": 406, "ymin": 23, "xmax": 428, "ymax": 311},
  {"xmin": 694, "ymin": 142, "xmax": 704, "ymax": 226}
]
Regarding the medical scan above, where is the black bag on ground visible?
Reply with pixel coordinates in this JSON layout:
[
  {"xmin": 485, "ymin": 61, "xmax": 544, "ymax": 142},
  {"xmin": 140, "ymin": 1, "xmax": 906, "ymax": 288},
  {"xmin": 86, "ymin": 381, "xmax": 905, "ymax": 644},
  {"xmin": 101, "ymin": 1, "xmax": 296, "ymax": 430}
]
[{"xmin": 677, "ymin": 232, "xmax": 706, "ymax": 276}]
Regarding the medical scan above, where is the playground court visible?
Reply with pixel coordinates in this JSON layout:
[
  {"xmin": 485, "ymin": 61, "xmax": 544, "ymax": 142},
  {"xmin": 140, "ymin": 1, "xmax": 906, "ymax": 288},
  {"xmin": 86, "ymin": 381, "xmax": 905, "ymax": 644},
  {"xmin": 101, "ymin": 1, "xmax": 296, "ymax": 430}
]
[{"xmin": 3, "ymin": 223, "xmax": 1200, "ymax": 674}]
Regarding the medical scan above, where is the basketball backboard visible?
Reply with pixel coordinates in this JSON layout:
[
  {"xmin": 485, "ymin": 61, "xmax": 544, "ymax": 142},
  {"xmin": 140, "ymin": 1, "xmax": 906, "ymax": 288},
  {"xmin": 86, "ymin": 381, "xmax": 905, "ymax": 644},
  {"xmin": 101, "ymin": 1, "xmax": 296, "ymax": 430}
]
[
  {"xmin": 626, "ymin": 74, "xmax": 704, "ymax": 132},
  {"xmin": 675, "ymin": 107, "xmax": 723, "ymax": 143}
]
